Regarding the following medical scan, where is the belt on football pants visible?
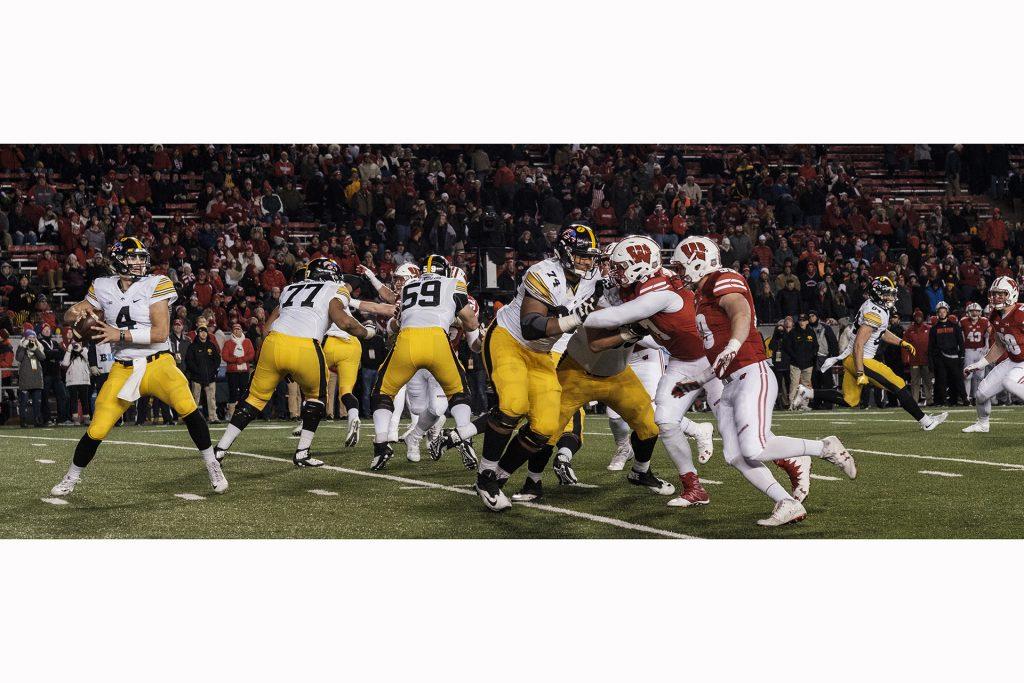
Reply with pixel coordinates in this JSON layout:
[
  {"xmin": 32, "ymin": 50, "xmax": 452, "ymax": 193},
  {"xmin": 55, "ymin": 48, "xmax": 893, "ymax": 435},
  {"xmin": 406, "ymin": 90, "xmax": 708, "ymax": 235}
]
[{"xmin": 116, "ymin": 350, "xmax": 169, "ymax": 367}]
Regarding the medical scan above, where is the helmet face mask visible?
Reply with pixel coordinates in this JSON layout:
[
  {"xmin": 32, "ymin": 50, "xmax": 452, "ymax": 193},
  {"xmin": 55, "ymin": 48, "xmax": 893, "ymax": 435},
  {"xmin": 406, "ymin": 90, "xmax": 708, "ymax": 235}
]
[
  {"xmin": 989, "ymin": 276, "xmax": 1019, "ymax": 311},
  {"xmin": 870, "ymin": 277, "xmax": 897, "ymax": 310},
  {"xmin": 393, "ymin": 263, "xmax": 421, "ymax": 291},
  {"xmin": 110, "ymin": 238, "xmax": 150, "ymax": 280},
  {"xmin": 556, "ymin": 224, "xmax": 601, "ymax": 280},
  {"xmin": 967, "ymin": 302, "xmax": 982, "ymax": 319},
  {"xmin": 307, "ymin": 257, "xmax": 342, "ymax": 282}
]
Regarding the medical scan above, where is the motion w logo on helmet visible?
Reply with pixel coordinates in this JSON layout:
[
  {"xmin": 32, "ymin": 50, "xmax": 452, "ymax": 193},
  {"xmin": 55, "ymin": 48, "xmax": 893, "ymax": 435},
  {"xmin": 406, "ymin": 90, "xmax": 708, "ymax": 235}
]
[
  {"xmin": 679, "ymin": 240, "xmax": 707, "ymax": 261},
  {"xmin": 625, "ymin": 242, "xmax": 652, "ymax": 262}
]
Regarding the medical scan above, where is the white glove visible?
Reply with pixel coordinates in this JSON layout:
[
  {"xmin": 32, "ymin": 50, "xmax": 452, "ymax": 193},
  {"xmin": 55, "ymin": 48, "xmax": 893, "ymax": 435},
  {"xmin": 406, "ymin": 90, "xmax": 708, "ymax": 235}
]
[
  {"xmin": 712, "ymin": 338, "xmax": 742, "ymax": 378},
  {"xmin": 820, "ymin": 355, "xmax": 840, "ymax": 373},
  {"xmin": 618, "ymin": 325, "xmax": 643, "ymax": 345},
  {"xmin": 362, "ymin": 323, "xmax": 377, "ymax": 340},
  {"xmin": 964, "ymin": 358, "xmax": 989, "ymax": 377}
]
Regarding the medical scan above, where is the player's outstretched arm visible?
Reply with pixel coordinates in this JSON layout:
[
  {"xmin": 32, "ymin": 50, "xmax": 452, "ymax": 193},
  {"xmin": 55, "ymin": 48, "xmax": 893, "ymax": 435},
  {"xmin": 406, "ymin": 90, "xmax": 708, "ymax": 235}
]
[
  {"xmin": 356, "ymin": 265, "xmax": 398, "ymax": 304},
  {"xmin": 586, "ymin": 324, "xmax": 638, "ymax": 353},
  {"xmin": 357, "ymin": 300, "xmax": 397, "ymax": 318},
  {"xmin": 329, "ymin": 298, "xmax": 375, "ymax": 340},
  {"xmin": 583, "ymin": 290, "xmax": 674, "ymax": 330}
]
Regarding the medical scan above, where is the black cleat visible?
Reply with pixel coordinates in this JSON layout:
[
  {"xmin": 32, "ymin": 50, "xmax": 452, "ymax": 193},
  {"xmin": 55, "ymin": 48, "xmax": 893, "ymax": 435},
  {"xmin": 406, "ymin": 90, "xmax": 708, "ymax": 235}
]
[
  {"xmin": 370, "ymin": 442, "xmax": 394, "ymax": 471},
  {"xmin": 440, "ymin": 429, "xmax": 479, "ymax": 470},
  {"xmin": 475, "ymin": 469, "xmax": 511, "ymax": 512},
  {"xmin": 552, "ymin": 454, "xmax": 579, "ymax": 486},
  {"xmin": 626, "ymin": 467, "xmax": 675, "ymax": 495},
  {"xmin": 511, "ymin": 477, "xmax": 543, "ymax": 502}
]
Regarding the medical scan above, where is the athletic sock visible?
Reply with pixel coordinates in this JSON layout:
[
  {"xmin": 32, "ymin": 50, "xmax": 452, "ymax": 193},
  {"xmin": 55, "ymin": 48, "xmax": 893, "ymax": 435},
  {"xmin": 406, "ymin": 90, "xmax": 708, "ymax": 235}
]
[
  {"xmin": 482, "ymin": 421, "xmax": 514, "ymax": 462},
  {"xmin": 977, "ymin": 398, "xmax": 992, "ymax": 421},
  {"xmin": 347, "ymin": 408, "xmax": 359, "ymax": 422},
  {"xmin": 609, "ymin": 416, "xmax": 631, "ymax": 447},
  {"xmin": 497, "ymin": 434, "xmax": 535, "ymax": 478},
  {"xmin": 72, "ymin": 433, "xmax": 101, "ymax": 469},
  {"xmin": 895, "ymin": 387, "xmax": 926, "ymax": 421},
  {"xmin": 528, "ymin": 445, "xmax": 554, "ymax": 477},
  {"xmin": 730, "ymin": 455, "xmax": 792, "ymax": 502},
  {"xmin": 65, "ymin": 463, "xmax": 84, "ymax": 481},
  {"xmin": 631, "ymin": 432, "xmax": 657, "ymax": 467},
  {"xmin": 752, "ymin": 434, "xmax": 824, "ymax": 461},
  {"xmin": 555, "ymin": 446, "xmax": 573, "ymax": 462},
  {"xmin": 217, "ymin": 424, "xmax": 241, "ymax": 450},
  {"xmin": 657, "ymin": 422, "xmax": 696, "ymax": 475},
  {"xmin": 373, "ymin": 408, "xmax": 393, "ymax": 443},
  {"xmin": 527, "ymin": 471, "xmax": 543, "ymax": 483},
  {"xmin": 679, "ymin": 416, "xmax": 699, "ymax": 437},
  {"xmin": 765, "ymin": 482, "xmax": 792, "ymax": 503},
  {"xmin": 632, "ymin": 459, "xmax": 651, "ymax": 473}
]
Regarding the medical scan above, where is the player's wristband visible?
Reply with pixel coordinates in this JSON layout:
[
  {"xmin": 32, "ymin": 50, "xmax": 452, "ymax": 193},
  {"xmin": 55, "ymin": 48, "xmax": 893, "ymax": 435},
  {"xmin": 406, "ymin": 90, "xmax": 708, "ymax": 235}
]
[
  {"xmin": 723, "ymin": 338, "xmax": 742, "ymax": 354},
  {"xmin": 362, "ymin": 324, "xmax": 376, "ymax": 340},
  {"xmin": 130, "ymin": 328, "xmax": 151, "ymax": 345},
  {"xmin": 973, "ymin": 358, "xmax": 990, "ymax": 370},
  {"xmin": 557, "ymin": 313, "xmax": 583, "ymax": 334}
]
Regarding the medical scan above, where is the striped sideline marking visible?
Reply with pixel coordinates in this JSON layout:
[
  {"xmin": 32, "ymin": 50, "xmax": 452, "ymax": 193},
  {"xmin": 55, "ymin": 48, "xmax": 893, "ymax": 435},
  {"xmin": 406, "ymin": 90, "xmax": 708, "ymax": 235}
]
[
  {"xmin": 4, "ymin": 435, "xmax": 695, "ymax": 540},
  {"xmin": 919, "ymin": 470, "xmax": 963, "ymax": 478},
  {"xmin": 41, "ymin": 497, "xmax": 69, "ymax": 506},
  {"xmin": 174, "ymin": 493, "xmax": 206, "ymax": 501}
]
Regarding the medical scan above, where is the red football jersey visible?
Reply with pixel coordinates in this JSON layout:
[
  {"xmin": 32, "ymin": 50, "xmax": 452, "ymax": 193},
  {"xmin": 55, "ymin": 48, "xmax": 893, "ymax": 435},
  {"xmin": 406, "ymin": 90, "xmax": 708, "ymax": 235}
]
[
  {"xmin": 960, "ymin": 316, "xmax": 990, "ymax": 350},
  {"xmin": 989, "ymin": 304, "xmax": 1024, "ymax": 362},
  {"xmin": 621, "ymin": 274, "xmax": 705, "ymax": 361},
  {"xmin": 448, "ymin": 294, "xmax": 479, "ymax": 351},
  {"xmin": 696, "ymin": 268, "xmax": 766, "ymax": 375}
]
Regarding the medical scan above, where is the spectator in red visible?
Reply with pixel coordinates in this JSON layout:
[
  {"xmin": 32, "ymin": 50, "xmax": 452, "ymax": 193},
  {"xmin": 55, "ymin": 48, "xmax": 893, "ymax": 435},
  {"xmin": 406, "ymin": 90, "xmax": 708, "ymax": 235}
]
[
  {"xmin": 36, "ymin": 249, "xmax": 62, "ymax": 291},
  {"xmin": 868, "ymin": 208, "xmax": 893, "ymax": 237},
  {"xmin": 123, "ymin": 166, "xmax": 152, "ymax": 207},
  {"xmin": 592, "ymin": 199, "xmax": 616, "ymax": 229},
  {"xmin": 274, "ymin": 151, "xmax": 295, "ymax": 178},
  {"xmin": 205, "ymin": 191, "xmax": 228, "ymax": 222},
  {"xmin": 645, "ymin": 203, "xmax": 673, "ymax": 249},
  {"xmin": 261, "ymin": 259, "xmax": 287, "ymax": 292},
  {"xmin": 753, "ymin": 234, "xmax": 774, "ymax": 268},
  {"xmin": 336, "ymin": 243, "xmax": 361, "ymax": 274},
  {"xmin": 194, "ymin": 270, "xmax": 214, "ymax": 308},
  {"xmin": 152, "ymin": 144, "xmax": 172, "ymax": 171},
  {"xmin": 670, "ymin": 206, "xmax": 688, "ymax": 240},
  {"xmin": 870, "ymin": 250, "xmax": 892, "ymax": 277},
  {"xmin": 903, "ymin": 309, "xmax": 932, "ymax": 405},
  {"xmin": 221, "ymin": 321, "xmax": 256, "ymax": 421},
  {"xmin": 979, "ymin": 208, "xmax": 1008, "ymax": 251}
]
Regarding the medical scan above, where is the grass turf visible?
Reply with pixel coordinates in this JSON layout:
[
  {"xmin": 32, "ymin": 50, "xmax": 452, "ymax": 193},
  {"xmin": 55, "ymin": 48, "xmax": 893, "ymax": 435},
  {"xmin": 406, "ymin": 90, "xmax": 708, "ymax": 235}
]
[{"xmin": 1, "ymin": 406, "xmax": 1022, "ymax": 539}]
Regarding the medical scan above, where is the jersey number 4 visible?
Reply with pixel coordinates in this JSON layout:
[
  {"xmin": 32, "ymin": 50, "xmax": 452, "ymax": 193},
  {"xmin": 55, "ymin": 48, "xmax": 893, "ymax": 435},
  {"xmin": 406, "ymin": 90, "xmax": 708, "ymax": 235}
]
[
  {"xmin": 402, "ymin": 280, "xmax": 441, "ymax": 308},
  {"xmin": 115, "ymin": 306, "xmax": 137, "ymax": 329},
  {"xmin": 281, "ymin": 283, "xmax": 326, "ymax": 308}
]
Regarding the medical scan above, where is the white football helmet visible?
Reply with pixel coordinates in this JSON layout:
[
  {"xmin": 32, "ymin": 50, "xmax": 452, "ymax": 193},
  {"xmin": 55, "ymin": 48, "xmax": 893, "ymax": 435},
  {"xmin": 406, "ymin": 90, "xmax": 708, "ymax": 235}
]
[
  {"xmin": 671, "ymin": 236, "xmax": 721, "ymax": 285},
  {"xmin": 608, "ymin": 235, "xmax": 662, "ymax": 287},
  {"xmin": 393, "ymin": 263, "xmax": 421, "ymax": 290},
  {"xmin": 936, "ymin": 300, "xmax": 950, "ymax": 312},
  {"xmin": 966, "ymin": 302, "xmax": 982, "ymax": 318},
  {"xmin": 989, "ymin": 276, "xmax": 1019, "ymax": 311}
]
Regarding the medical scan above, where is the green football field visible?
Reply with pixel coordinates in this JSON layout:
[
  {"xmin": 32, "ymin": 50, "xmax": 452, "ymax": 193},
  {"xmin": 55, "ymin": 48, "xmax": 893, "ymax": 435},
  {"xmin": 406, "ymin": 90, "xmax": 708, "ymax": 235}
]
[{"xmin": 1, "ymin": 406, "xmax": 1022, "ymax": 539}]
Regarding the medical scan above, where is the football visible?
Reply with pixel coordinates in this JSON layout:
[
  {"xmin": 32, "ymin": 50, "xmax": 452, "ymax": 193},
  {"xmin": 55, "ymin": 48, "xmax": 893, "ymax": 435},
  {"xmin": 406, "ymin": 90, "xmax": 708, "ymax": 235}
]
[{"xmin": 71, "ymin": 311, "xmax": 103, "ymax": 341}]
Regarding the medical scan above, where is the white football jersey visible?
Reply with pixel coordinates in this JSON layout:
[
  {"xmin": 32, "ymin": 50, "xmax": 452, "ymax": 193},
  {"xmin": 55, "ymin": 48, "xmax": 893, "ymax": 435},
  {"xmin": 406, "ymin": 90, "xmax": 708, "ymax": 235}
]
[
  {"xmin": 87, "ymin": 275, "xmax": 177, "ymax": 361},
  {"xmin": 398, "ymin": 273, "xmax": 468, "ymax": 329},
  {"xmin": 843, "ymin": 299, "xmax": 890, "ymax": 360},
  {"xmin": 324, "ymin": 285, "xmax": 359, "ymax": 340},
  {"xmin": 271, "ymin": 279, "xmax": 350, "ymax": 339},
  {"xmin": 497, "ymin": 257, "xmax": 600, "ymax": 353}
]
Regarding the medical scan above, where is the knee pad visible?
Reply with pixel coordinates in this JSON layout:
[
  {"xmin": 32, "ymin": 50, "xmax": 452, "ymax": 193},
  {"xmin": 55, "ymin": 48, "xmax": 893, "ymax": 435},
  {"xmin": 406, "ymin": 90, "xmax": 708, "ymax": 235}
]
[
  {"xmin": 488, "ymin": 409, "xmax": 520, "ymax": 434},
  {"xmin": 301, "ymin": 399, "xmax": 326, "ymax": 431},
  {"xmin": 229, "ymin": 401, "xmax": 261, "ymax": 430},
  {"xmin": 517, "ymin": 423, "xmax": 550, "ymax": 451},
  {"xmin": 341, "ymin": 393, "xmax": 359, "ymax": 412}
]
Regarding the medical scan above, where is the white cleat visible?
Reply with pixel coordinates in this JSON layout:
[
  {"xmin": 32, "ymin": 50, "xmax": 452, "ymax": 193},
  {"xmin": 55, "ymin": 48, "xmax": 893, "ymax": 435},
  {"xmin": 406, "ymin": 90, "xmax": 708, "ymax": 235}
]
[
  {"xmin": 50, "ymin": 474, "xmax": 79, "ymax": 497},
  {"xmin": 757, "ymin": 498, "xmax": 808, "ymax": 527},
  {"xmin": 404, "ymin": 431, "xmax": 422, "ymax": 462},
  {"xmin": 345, "ymin": 418, "xmax": 360, "ymax": 447},
  {"xmin": 607, "ymin": 442, "xmax": 634, "ymax": 471},
  {"xmin": 291, "ymin": 422, "xmax": 302, "ymax": 437},
  {"xmin": 921, "ymin": 412, "xmax": 949, "ymax": 431},
  {"xmin": 961, "ymin": 420, "xmax": 990, "ymax": 433},
  {"xmin": 205, "ymin": 459, "xmax": 229, "ymax": 493},
  {"xmin": 821, "ymin": 435, "xmax": 856, "ymax": 479},
  {"xmin": 792, "ymin": 384, "xmax": 813, "ymax": 410},
  {"xmin": 692, "ymin": 421, "xmax": 715, "ymax": 464}
]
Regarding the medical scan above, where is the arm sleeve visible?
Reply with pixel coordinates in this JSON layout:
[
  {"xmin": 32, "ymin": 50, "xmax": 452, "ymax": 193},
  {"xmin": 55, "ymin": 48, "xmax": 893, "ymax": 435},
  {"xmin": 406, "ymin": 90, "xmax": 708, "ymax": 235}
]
[
  {"xmin": 634, "ymin": 335, "xmax": 662, "ymax": 351},
  {"xmin": 583, "ymin": 290, "xmax": 677, "ymax": 328}
]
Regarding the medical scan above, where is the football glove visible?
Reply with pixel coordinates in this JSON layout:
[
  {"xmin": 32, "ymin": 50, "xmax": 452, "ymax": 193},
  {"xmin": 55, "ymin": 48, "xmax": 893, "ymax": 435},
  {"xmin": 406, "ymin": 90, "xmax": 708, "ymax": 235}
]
[
  {"xmin": 856, "ymin": 372, "xmax": 869, "ymax": 386},
  {"xmin": 900, "ymin": 340, "xmax": 916, "ymax": 356},
  {"xmin": 712, "ymin": 338, "xmax": 741, "ymax": 378},
  {"xmin": 964, "ymin": 358, "xmax": 990, "ymax": 377}
]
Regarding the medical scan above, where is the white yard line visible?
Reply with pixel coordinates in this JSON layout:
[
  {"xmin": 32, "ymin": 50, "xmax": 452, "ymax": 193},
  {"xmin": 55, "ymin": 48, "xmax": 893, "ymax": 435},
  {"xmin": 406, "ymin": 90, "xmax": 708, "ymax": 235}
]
[
  {"xmin": 919, "ymin": 470, "xmax": 963, "ymax": 478},
  {"xmin": 40, "ymin": 497, "xmax": 69, "ymax": 506},
  {"xmin": 809, "ymin": 473, "xmax": 842, "ymax": 481},
  {"xmin": 700, "ymin": 479, "xmax": 724, "ymax": 485},
  {"xmin": 308, "ymin": 489, "xmax": 339, "ymax": 496},
  {"xmin": 4, "ymin": 435, "xmax": 695, "ymax": 540},
  {"xmin": 35, "ymin": 459, "xmax": 55, "ymax": 464},
  {"xmin": 850, "ymin": 447, "xmax": 1024, "ymax": 470},
  {"xmin": 174, "ymin": 493, "xmax": 206, "ymax": 501}
]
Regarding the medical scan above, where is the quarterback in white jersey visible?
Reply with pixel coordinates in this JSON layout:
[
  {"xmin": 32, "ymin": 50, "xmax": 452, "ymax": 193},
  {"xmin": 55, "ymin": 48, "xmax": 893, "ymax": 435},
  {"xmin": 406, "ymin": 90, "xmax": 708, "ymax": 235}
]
[
  {"xmin": 370, "ymin": 254, "xmax": 481, "ymax": 471},
  {"xmin": 51, "ymin": 237, "xmax": 228, "ymax": 498},
  {"xmin": 216, "ymin": 258, "xmax": 376, "ymax": 468}
]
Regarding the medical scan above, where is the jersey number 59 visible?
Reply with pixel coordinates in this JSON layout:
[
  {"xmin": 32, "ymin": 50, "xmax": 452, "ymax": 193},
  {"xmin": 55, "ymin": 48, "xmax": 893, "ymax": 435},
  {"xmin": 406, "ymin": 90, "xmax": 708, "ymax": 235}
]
[{"xmin": 402, "ymin": 280, "xmax": 441, "ymax": 309}]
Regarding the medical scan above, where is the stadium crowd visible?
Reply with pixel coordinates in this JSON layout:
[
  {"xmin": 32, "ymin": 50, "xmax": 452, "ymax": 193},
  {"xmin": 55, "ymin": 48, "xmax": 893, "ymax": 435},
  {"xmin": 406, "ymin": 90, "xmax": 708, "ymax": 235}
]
[{"xmin": 1, "ymin": 143, "xmax": 1023, "ymax": 426}]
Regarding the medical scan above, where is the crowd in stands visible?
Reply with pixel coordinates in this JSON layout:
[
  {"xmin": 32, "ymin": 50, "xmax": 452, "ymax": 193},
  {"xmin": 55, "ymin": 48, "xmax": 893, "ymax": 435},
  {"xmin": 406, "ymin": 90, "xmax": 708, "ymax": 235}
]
[{"xmin": 1, "ymin": 143, "xmax": 1023, "ymax": 425}]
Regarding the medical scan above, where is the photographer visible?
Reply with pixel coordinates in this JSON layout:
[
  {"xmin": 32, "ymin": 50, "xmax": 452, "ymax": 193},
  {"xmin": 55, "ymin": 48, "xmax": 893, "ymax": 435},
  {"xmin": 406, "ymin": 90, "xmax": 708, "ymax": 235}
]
[
  {"xmin": 37, "ymin": 323, "xmax": 70, "ymax": 425},
  {"xmin": 16, "ymin": 329, "xmax": 45, "ymax": 428},
  {"xmin": 61, "ymin": 338, "xmax": 92, "ymax": 424}
]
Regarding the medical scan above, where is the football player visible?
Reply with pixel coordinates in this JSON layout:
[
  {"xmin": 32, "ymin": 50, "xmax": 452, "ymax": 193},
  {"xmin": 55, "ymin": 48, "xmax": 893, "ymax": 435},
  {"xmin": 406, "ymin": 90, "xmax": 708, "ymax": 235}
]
[
  {"xmin": 963, "ymin": 277, "xmax": 1024, "ymax": 433},
  {"xmin": 50, "ymin": 237, "xmax": 228, "ymax": 497},
  {"xmin": 670, "ymin": 236, "xmax": 856, "ymax": 526},
  {"xmin": 792, "ymin": 276, "xmax": 948, "ymax": 430},
  {"xmin": 583, "ymin": 235, "xmax": 723, "ymax": 507},
  {"xmin": 216, "ymin": 258, "xmax": 376, "ymax": 466},
  {"xmin": 462, "ymin": 224, "xmax": 603, "ymax": 512},
  {"xmin": 961, "ymin": 301, "xmax": 990, "ymax": 401},
  {"xmin": 369, "ymin": 254, "xmax": 481, "ymax": 471}
]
